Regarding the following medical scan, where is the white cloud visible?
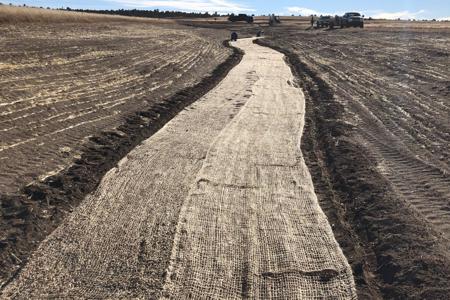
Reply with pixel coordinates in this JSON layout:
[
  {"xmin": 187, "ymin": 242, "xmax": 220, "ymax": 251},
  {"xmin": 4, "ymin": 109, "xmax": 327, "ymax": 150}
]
[
  {"xmin": 287, "ymin": 7, "xmax": 318, "ymax": 16},
  {"xmin": 371, "ymin": 10, "xmax": 426, "ymax": 20},
  {"xmin": 287, "ymin": 7, "xmax": 322, "ymax": 16},
  {"xmin": 286, "ymin": 6, "xmax": 343, "ymax": 17},
  {"xmin": 437, "ymin": 16, "xmax": 450, "ymax": 21},
  {"xmin": 286, "ymin": 7, "xmax": 431, "ymax": 21},
  {"xmin": 109, "ymin": 0, "xmax": 254, "ymax": 13}
]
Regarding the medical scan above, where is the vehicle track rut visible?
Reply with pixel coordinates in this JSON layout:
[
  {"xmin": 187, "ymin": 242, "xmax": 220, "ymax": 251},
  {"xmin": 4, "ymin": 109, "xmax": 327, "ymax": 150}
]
[{"xmin": 258, "ymin": 27, "xmax": 450, "ymax": 298}]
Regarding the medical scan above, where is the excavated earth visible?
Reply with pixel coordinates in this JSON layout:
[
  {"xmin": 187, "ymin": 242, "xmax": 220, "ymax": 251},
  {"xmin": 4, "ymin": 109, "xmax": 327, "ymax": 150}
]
[
  {"xmin": 258, "ymin": 24, "xmax": 450, "ymax": 299},
  {"xmin": 1, "ymin": 39, "xmax": 356, "ymax": 298},
  {"xmin": 0, "ymin": 21, "xmax": 237, "ymax": 286},
  {"xmin": 0, "ymin": 22, "xmax": 231, "ymax": 195}
]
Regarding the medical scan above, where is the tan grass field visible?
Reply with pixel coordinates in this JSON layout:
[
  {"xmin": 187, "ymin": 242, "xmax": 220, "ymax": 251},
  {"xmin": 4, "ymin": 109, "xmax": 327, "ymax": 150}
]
[{"xmin": 0, "ymin": 5, "xmax": 173, "ymax": 24}]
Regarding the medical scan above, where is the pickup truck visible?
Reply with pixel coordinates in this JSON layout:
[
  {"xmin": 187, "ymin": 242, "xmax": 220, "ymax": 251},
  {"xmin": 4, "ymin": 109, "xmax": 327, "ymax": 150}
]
[{"xmin": 340, "ymin": 12, "xmax": 364, "ymax": 28}]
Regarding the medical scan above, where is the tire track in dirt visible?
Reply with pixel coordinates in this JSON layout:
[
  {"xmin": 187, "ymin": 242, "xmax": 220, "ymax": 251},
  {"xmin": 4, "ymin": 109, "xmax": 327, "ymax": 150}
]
[
  {"xmin": 257, "ymin": 28, "xmax": 450, "ymax": 298},
  {"xmin": 1, "ymin": 39, "xmax": 356, "ymax": 299},
  {"xmin": 265, "ymin": 29, "xmax": 450, "ymax": 238},
  {"xmin": 362, "ymin": 132, "xmax": 450, "ymax": 239}
]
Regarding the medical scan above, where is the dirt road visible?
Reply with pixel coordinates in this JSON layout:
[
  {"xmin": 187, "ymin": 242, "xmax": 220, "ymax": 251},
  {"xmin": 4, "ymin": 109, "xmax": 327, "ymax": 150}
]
[{"xmin": 1, "ymin": 39, "xmax": 356, "ymax": 299}]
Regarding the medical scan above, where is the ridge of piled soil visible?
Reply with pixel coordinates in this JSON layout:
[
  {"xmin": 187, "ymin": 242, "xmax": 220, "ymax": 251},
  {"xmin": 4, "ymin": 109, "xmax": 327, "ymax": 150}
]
[
  {"xmin": 0, "ymin": 41, "xmax": 243, "ymax": 288},
  {"xmin": 256, "ymin": 39, "xmax": 450, "ymax": 299}
]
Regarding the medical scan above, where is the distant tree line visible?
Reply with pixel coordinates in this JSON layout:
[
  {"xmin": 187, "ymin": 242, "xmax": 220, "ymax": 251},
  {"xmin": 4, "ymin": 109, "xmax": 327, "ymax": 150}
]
[
  {"xmin": 66, "ymin": 8, "xmax": 222, "ymax": 19},
  {"xmin": 1, "ymin": 3, "xmax": 226, "ymax": 18}
]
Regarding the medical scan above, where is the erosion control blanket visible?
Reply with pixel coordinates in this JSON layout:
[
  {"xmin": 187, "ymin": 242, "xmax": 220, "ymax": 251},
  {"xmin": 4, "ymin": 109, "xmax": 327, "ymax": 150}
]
[{"xmin": 1, "ymin": 38, "xmax": 356, "ymax": 299}]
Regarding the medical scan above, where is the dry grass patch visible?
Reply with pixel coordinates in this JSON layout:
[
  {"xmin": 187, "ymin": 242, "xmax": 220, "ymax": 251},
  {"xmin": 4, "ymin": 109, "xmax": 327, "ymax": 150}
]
[{"xmin": 0, "ymin": 5, "xmax": 173, "ymax": 24}]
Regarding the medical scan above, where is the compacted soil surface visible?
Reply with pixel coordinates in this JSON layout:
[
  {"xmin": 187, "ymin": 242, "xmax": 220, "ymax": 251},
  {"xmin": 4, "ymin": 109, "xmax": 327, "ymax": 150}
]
[
  {"xmin": 0, "ymin": 21, "xmax": 236, "ymax": 286},
  {"xmin": 258, "ymin": 22, "xmax": 450, "ymax": 298}
]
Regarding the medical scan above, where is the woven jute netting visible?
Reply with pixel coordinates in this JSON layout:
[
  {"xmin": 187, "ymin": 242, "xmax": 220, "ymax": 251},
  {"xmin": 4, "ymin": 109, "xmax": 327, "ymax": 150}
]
[{"xmin": 162, "ymin": 39, "xmax": 357, "ymax": 300}]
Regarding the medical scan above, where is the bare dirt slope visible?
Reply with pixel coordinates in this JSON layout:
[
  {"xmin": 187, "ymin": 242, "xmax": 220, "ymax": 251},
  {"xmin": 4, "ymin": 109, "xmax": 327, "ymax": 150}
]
[
  {"xmin": 259, "ymin": 24, "xmax": 450, "ymax": 298},
  {"xmin": 0, "ymin": 21, "xmax": 237, "ymax": 287},
  {"xmin": 0, "ymin": 22, "xmax": 229, "ymax": 195},
  {"xmin": 1, "ymin": 39, "xmax": 356, "ymax": 299}
]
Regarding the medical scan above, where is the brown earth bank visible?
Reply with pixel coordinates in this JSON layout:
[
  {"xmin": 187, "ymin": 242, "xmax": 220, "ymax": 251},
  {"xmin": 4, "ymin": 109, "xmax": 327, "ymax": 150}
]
[
  {"xmin": 256, "ymin": 23, "xmax": 450, "ymax": 298},
  {"xmin": 0, "ymin": 22, "xmax": 242, "ymax": 286}
]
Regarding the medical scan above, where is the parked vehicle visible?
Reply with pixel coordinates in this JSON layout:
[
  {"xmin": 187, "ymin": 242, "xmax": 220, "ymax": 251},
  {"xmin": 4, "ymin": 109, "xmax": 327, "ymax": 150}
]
[
  {"xmin": 328, "ymin": 12, "xmax": 364, "ymax": 29},
  {"xmin": 317, "ymin": 16, "xmax": 332, "ymax": 28},
  {"xmin": 328, "ymin": 16, "xmax": 341, "ymax": 29},
  {"xmin": 340, "ymin": 12, "xmax": 364, "ymax": 28},
  {"xmin": 228, "ymin": 14, "xmax": 254, "ymax": 23}
]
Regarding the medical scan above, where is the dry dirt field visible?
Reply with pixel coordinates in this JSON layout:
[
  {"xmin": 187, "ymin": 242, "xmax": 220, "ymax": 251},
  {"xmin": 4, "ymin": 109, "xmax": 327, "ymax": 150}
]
[
  {"xmin": 257, "ymin": 20, "xmax": 450, "ymax": 298},
  {"xmin": 1, "ymin": 38, "xmax": 357, "ymax": 299},
  {"xmin": 0, "ymin": 22, "xmax": 230, "ymax": 194},
  {"xmin": 0, "ymin": 11, "xmax": 449, "ymax": 299},
  {"xmin": 0, "ymin": 18, "xmax": 238, "ymax": 285}
]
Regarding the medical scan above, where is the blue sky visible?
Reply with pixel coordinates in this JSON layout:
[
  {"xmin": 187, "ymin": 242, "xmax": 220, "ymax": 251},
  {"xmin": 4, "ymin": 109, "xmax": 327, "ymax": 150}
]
[{"xmin": 8, "ymin": 0, "xmax": 450, "ymax": 20}]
